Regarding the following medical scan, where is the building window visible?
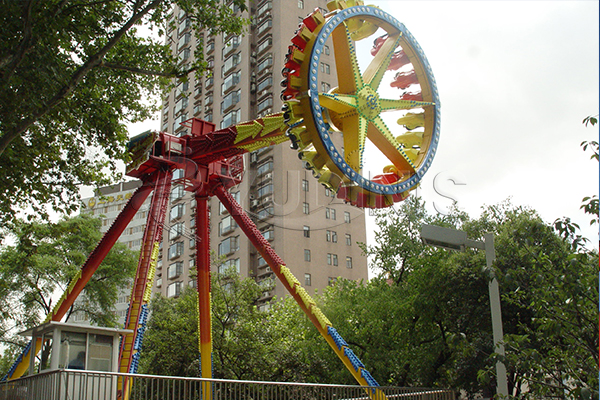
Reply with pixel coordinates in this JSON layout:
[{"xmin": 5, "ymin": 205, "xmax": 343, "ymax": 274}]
[
  {"xmin": 171, "ymin": 185, "xmax": 185, "ymax": 201},
  {"xmin": 256, "ymin": 207, "xmax": 274, "ymax": 220},
  {"xmin": 303, "ymin": 202, "xmax": 309, "ymax": 214},
  {"xmin": 257, "ymin": 96, "xmax": 273, "ymax": 113},
  {"xmin": 344, "ymin": 211, "xmax": 351, "ymax": 223},
  {"xmin": 222, "ymin": 70, "xmax": 241, "ymax": 95},
  {"xmin": 298, "ymin": 0, "xmax": 304, "ymax": 9},
  {"xmin": 302, "ymin": 179, "xmax": 309, "ymax": 192},
  {"xmin": 218, "ymin": 236, "xmax": 239, "ymax": 256},
  {"xmin": 346, "ymin": 256, "xmax": 353, "ymax": 269},
  {"xmin": 174, "ymin": 95, "xmax": 189, "ymax": 115},
  {"xmin": 219, "ymin": 191, "xmax": 240, "ymax": 214},
  {"xmin": 257, "ymin": 160, "xmax": 273, "ymax": 176},
  {"xmin": 321, "ymin": 82, "xmax": 331, "ymax": 92},
  {"xmin": 221, "ymin": 108, "xmax": 241, "ymax": 129},
  {"xmin": 324, "ymin": 45, "xmax": 330, "ymax": 55},
  {"xmin": 303, "ymin": 225, "xmax": 310, "ymax": 238},
  {"xmin": 257, "ymin": 55, "xmax": 273, "ymax": 73},
  {"xmin": 170, "ymin": 203, "xmax": 185, "ymax": 221},
  {"xmin": 304, "ymin": 249, "xmax": 311, "ymax": 262},
  {"xmin": 218, "ymin": 258, "xmax": 241, "ymax": 274},
  {"xmin": 262, "ymin": 229, "xmax": 274, "ymax": 240},
  {"xmin": 221, "ymin": 52, "xmax": 241, "ymax": 77},
  {"xmin": 326, "ymin": 230, "xmax": 337, "ymax": 243},
  {"xmin": 178, "ymin": 33, "xmax": 191, "ymax": 50},
  {"xmin": 257, "ymin": 37, "xmax": 272, "ymax": 55},
  {"xmin": 221, "ymin": 89, "xmax": 241, "ymax": 113},
  {"xmin": 219, "ymin": 215, "xmax": 237, "ymax": 236},
  {"xmin": 345, "ymin": 234, "xmax": 352, "ymax": 246},
  {"xmin": 222, "ymin": 35, "xmax": 241, "ymax": 58},
  {"xmin": 257, "ymin": 183, "xmax": 273, "ymax": 198},
  {"xmin": 206, "ymin": 40, "xmax": 215, "ymax": 54},
  {"xmin": 326, "ymin": 253, "xmax": 338, "ymax": 266},
  {"xmin": 168, "ymin": 262, "xmax": 183, "ymax": 279},
  {"xmin": 257, "ymin": 19, "xmax": 272, "ymax": 36},
  {"xmin": 167, "ymin": 281, "xmax": 182, "ymax": 298},
  {"xmin": 168, "ymin": 242, "xmax": 184, "ymax": 260},
  {"xmin": 257, "ymin": 0, "xmax": 271, "ymax": 16},
  {"xmin": 325, "ymin": 207, "xmax": 336, "ymax": 220},
  {"xmin": 178, "ymin": 47, "xmax": 191, "ymax": 65},
  {"xmin": 305, "ymin": 273, "xmax": 311, "ymax": 286},
  {"xmin": 169, "ymin": 223, "xmax": 184, "ymax": 240},
  {"xmin": 328, "ymin": 277, "xmax": 337, "ymax": 286},
  {"xmin": 257, "ymin": 75, "xmax": 273, "ymax": 92},
  {"xmin": 173, "ymin": 112, "xmax": 188, "ymax": 133},
  {"xmin": 173, "ymin": 169, "xmax": 185, "ymax": 180},
  {"xmin": 320, "ymin": 62, "xmax": 330, "ymax": 74}
]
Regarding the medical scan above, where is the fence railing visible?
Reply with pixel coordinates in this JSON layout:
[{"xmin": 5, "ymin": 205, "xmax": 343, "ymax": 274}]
[{"xmin": 0, "ymin": 370, "xmax": 455, "ymax": 400}]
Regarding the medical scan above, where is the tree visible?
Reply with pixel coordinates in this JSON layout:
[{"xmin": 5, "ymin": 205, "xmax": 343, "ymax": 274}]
[
  {"xmin": 355, "ymin": 197, "xmax": 598, "ymax": 398},
  {"xmin": 0, "ymin": 213, "xmax": 139, "ymax": 364},
  {"xmin": 140, "ymin": 267, "xmax": 289, "ymax": 380},
  {"xmin": 0, "ymin": 0, "xmax": 247, "ymax": 224}
]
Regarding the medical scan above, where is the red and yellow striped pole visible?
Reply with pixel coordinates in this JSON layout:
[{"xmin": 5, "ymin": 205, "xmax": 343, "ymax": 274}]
[{"xmin": 195, "ymin": 193, "xmax": 212, "ymax": 399}]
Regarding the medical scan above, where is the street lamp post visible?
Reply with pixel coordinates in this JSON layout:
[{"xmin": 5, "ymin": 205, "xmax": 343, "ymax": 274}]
[{"xmin": 420, "ymin": 224, "xmax": 509, "ymax": 398}]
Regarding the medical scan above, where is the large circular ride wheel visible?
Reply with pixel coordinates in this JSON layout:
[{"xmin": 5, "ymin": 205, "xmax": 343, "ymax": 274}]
[{"xmin": 282, "ymin": 2, "xmax": 440, "ymax": 208}]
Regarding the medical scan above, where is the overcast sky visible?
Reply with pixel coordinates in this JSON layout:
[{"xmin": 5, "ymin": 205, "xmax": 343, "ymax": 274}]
[
  {"xmin": 360, "ymin": 0, "xmax": 599, "ymax": 247},
  {"xmin": 127, "ymin": 1, "xmax": 599, "ymax": 250}
]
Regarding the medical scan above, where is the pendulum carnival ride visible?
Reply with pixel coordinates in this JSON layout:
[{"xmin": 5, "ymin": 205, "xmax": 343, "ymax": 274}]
[{"xmin": 3, "ymin": 2, "xmax": 440, "ymax": 399}]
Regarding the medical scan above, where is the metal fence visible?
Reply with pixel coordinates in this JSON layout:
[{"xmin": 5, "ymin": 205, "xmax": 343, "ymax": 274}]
[{"xmin": 0, "ymin": 370, "xmax": 454, "ymax": 400}]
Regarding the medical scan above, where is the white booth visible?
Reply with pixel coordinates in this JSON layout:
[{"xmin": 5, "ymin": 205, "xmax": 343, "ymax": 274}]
[{"xmin": 20, "ymin": 321, "xmax": 131, "ymax": 399}]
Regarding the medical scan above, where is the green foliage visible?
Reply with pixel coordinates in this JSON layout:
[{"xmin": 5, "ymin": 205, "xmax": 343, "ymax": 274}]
[
  {"xmin": 582, "ymin": 115, "xmax": 598, "ymax": 127},
  {"xmin": 137, "ymin": 287, "xmax": 200, "ymax": 377},
  {"xmin": 0, "ymin": 213, "xmax": 138, "ymax": 376},
  {"xmin": 135, "ymin": 200, "xmax": 597, "ymax": 398},
  {"xmin": 580, "ymin": 114, "xmax": 599, "ymax": 226},
  {"xmin": 0, "ymin": 0, "xmax": 248, "ymax": 224},
  {"xmin": 140, "ymin": 269, "xmax": 282, "ymax": 380},
  {"xmin": 353, "ymin": 198, "xmax": 598, "ymax": 398}
]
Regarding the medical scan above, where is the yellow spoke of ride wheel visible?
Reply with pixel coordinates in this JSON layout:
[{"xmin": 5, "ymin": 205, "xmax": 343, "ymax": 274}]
[
  {"xmin": 339, "ymin": 114, "xmax": 369, "ymax": 172},
  {"xmin": 379, "ymin": 98, "xmax": 435, "ymax": 111},
  {"xmin": 332, "ymin": 24, "xmax": 363, "ymax": 94},
  {"xmin": 369, "ymin": 116, "xmax": 417, "ymax": 175},
  {"xmin": 319, "ymin": 93, "xmax": 358, "ymax": 114},
  {"xmin": 363, "ymin": 33, "xmax": 402, "ymax": 91}
]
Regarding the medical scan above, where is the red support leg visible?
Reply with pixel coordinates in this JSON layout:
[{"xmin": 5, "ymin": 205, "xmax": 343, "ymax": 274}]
[
  {"xmin": 195, "ymin": 193, "xmax": 212, "ymax": 381},
  {"xmin": 213, "ymin": 185, "xmax": 386, "ymax": 399},
  {"xmin": 4, "ymin": 180, "xmax": 154, "ymax": 380},
  {"xmin": 118, "ymin": 169, "xmax": 173, "ymax": 399}
]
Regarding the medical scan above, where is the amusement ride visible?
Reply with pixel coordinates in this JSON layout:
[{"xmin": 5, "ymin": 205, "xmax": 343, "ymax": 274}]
[{"xmin": 4, "ymin": 2, "xmax": 440, "ymax": 399}]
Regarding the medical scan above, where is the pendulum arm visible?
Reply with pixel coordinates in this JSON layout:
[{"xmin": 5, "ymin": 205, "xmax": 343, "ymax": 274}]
[
  {"xmin": 213, "ymin": 184, "xmax": 387, "ymax": 400},
  {"xmin": 117, "ymin": 168, "xmax": 173, "ymax": 400},
  {"xmin": 2, "ymin": 180, "xmax": 155, "ymax": 381},
  {"xmin": 195, "ymin": 193, "xmax": 212, "ymax": 380}
]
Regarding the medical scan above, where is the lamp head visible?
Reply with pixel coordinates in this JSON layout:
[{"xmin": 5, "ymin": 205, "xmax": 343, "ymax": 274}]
[{"xmin": 420, "ymin": 224, "xmax": 467, "ymax": 251}]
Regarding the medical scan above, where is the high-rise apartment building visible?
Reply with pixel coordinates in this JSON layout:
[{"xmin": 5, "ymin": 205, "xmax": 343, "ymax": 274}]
[{"xmin": 156, "ymin": 0, "xmax": 368, "ymax": 306}]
